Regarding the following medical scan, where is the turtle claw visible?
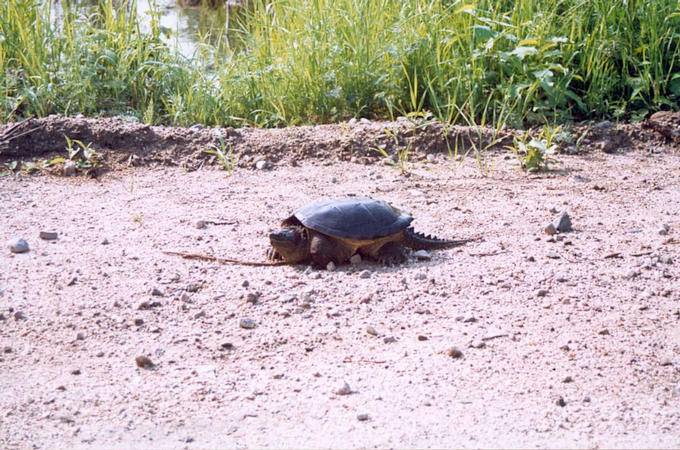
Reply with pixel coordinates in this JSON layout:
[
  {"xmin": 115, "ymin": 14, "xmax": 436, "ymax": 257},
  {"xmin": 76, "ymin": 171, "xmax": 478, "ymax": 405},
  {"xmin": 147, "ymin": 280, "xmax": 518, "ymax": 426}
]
[
  {"xmin": 266, "ymin": 248, "xmax": 282, "ymax": 261},
  {"xmin": 377, "ymin": 242, "xmax": 408, "ymax": 266}
]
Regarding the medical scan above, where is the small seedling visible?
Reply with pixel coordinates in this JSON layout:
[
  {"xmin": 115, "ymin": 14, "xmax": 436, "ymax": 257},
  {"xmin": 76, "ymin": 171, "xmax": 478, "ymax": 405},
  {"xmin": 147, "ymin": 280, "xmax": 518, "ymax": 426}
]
[
  {"xmin": 374, "ymin": 129, "xmax": 411, "ymax": 175},
  {"xmin": 203, "ymin": 135, "xmax": 237, "ymax": 172},
  {"xmin": 508, "ymin": 126, "xmax": 558, "ymax": 172},
  {"xmin": 63, "ymin": 135, "xmax": 101, "ymax": 172}
]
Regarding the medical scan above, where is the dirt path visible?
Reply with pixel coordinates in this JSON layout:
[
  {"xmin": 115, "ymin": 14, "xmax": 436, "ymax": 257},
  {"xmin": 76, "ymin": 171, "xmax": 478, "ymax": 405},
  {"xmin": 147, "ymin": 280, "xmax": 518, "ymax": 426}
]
[{"xmin": 1, "ymin": 121, "xmax": 680, "ymax": 448}]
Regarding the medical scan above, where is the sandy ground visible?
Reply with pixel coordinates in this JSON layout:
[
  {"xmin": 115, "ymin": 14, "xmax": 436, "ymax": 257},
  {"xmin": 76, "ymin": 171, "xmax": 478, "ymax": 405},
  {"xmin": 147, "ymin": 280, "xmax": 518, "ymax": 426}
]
[{"xmin": 1, "ymin": 130, "xmax": 680, "ymax": 448}]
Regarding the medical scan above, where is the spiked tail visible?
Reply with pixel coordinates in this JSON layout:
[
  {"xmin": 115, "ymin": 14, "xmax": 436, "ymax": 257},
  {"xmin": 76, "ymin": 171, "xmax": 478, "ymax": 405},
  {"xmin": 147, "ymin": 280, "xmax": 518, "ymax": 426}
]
[{"xmin": 403, "ymin": 227, "xmax": 474, "ymax": 250}]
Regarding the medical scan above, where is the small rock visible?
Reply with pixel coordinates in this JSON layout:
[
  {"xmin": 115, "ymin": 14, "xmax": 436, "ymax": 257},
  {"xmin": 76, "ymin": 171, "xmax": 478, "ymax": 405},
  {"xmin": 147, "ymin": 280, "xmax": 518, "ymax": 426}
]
[
  {"xmin": 326, "ymin": 261, "xmax": 336, "ymax": 271},
  {"xmin": 426, "ymin": 154, "xmax": 435, "ymax": 163},
  {"xmin": 556, "ymin": 396, "xmax": 566, "ymax": 407},
  {"xmin": 3, "ymin": 346, "xmax": 12, "ymax": 353},
  {"xmin": 195, "ymin": 220, "xmax": 207, "ymax": 229},
  {"xmin": 182, "ymin": 436, "xmax": 194, "ymax": 443},
  {"xmin": 547, "ymin": 252, "xmax": 560, "ymax": 259},
  {"xmin": 336, "ymin": 382, "xmax": 352, "ymax": 395},
  {"xmin": 13, "ymin": 311, "xmax": 25, "ymax": 320},
  {"xmin": 137, "ymin": 301, "xmax": 151, "ymax": 310},
  {"xmin": 255, "ymin": 160, "xmax": 269, "ymax": 170},
  {"xmin": 562, "ymin": 376, "xmax": 574, "ymax": 383},
  {"xmin": 96, "ymin": 351, "xmax": 105, "ymax": 357},
  {"xmin": 151, "ymin": 288, "xmax": 164, "ymax": 297},
  {"xmin": 417, "ymin": 335, "xmax": 428, "ymax": 341},
  {"xmin": 349, "ymin": 254, "xmax": 362, "ymax": 265},
  {"xmin": 366, "ymin": 326, "xmax": 378, "ymax": 336},
  {"xmin": 220, "ymin": 342, "xmax": 234, "ymax": 351},
  {"xmin": 9, "ymin": 238, "xmax": 29, "ymax": 254},
  {"xmin": 660, "ymin": 358, "xmax": 673, "ymax": 367},
  {"xmin": 471, "ymin": 340, "xmax": 486, "ymax": 349},
  {"xmin": 101, "ymin": 238, "xmax": 110, "ymax": 245},
  {"xmin": 39, "ymin": 231, "xmax": 58, "ymax": 240},
  {"xmin": 245, "ymin": 292, "xmax": 259, "ymax": 304},
  {"xmin": 413, "ymin": 250, "xmax": 431, "ymax": 260},
  {"xmin": 383, "ymin": 336, "xmax": 396, "ymax": 344},
  {"xmin": 239, "ymin": 318, "xmax": 257, "ymax": 329},
  {"xmin": 583, "ymin": 396, "xmax": 591, "ymax": 403},
  {"xmin": 658, "ymin": 224, "xmax": 670, "ymax": 235},
  {"xmin": 241, "ymin": 280, "xmax": 250, "ymax": 288},
  {"xmin": 190, "ymin": 124, "xmax": 204, "ymax": 130},
  {"xmin": 447, "ymin": 347, "xmax": 463, "ymax": 358},
  {"xmin": 63, "ymin": 160, "xmax": 77, "ymax": 176},
  {"xmin": 359, "ymin": 270, "xmax": 371, "ymax": 279},
  {"xmin": 598, "ymin": 329, "xmax": 610, "ymax": 336},
  {"xmin": 135, "ymin": 355, "xmax": 154, "ymax": 369},
  {"xmin": 133, "ymin": 318, "xmax": 144, "ymax": 326},
  {"xmin": 463, "ymin": 316, "xmax": 477, "ymax": 323},
  {"xmin": 357, "ymin": 413, "xmax": 370, "ymax": 421},
  {"xmin": 536, "ymin": 289, "xmax": 548, "ymax": 297},
  {"xmin": 348, "ymin": 118, "xmax": 358, "ymax": 125},
  {"xmin": 75, "ymin": 332, "xmax": 85, "ymax": 341},
  {"xmin": 554, "ymin": 211, "xmax": 573, "ymax": 233},
  {"xmin": 360, "ymin": 118, "xmax": 371, "ymax": 125},
  {"xmin": 544, "ymin": 223, "xmax": 557, "ymax": 236},
  {"xmin": 70, "ymin": 369, "xmax": 81, "ymax": 375}
]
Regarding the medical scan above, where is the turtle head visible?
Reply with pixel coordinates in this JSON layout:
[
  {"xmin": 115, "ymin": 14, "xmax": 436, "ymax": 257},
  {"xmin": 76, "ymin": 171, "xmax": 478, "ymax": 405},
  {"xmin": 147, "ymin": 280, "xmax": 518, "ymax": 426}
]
[{"xmin": 269, "ymin": 227, "xmax": 311, "ymax": 263}]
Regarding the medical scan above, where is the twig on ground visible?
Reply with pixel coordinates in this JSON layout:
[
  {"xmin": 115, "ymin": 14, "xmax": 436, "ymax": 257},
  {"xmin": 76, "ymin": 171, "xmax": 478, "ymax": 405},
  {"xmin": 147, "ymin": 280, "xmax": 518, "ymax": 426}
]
[{"xmin": 163, "ymin": 250, "xmax": 287, "ymax": 266}]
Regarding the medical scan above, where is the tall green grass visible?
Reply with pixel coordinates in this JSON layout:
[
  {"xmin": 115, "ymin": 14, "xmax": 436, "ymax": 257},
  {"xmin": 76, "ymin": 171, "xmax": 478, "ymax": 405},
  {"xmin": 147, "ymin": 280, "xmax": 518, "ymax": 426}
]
[{"xmin": 1, "ymin": 0, "xmax": 679, "ymax": 127}]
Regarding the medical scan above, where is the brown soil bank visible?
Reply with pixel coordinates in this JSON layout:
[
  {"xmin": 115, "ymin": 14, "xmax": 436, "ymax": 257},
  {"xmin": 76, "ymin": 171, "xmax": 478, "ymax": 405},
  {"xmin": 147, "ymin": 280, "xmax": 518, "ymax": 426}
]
[{"xmin": 1, "ymin": 113, "xmax": 679, "ymax": 448}]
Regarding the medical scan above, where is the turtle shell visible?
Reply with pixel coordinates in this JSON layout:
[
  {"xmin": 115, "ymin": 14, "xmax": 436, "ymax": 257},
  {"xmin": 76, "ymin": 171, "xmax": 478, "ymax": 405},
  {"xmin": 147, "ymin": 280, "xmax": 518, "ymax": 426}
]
[{"xmin": 290, "ymin": 197, "xmax": 413, "ymax": 240}]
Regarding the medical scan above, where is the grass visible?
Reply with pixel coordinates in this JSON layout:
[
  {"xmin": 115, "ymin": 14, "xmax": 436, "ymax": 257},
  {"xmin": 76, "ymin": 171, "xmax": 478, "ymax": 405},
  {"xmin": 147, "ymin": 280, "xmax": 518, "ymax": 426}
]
[{"xmin": 0, "ymin": 0, "xmax": 678, "ymax": 129}]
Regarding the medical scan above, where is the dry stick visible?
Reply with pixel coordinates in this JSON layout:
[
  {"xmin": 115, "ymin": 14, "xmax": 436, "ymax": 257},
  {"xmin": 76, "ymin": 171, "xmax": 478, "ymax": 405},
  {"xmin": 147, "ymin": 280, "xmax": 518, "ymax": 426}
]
[{"xmin": 163, "ymin": 250, "xmax": 288, "ymax": 267}]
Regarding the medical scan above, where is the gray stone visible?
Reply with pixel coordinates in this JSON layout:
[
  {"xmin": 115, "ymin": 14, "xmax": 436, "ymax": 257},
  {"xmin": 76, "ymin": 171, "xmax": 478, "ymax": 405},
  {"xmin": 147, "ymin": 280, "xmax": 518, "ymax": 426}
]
[
  {"xmin": 9, "ymin": 238, "xmax": 29, "ymax": 254},
  {"xmin": 413, "ymin": 250, "xmax": 431, "ymax": 260},
  {"xmin": 554, "ymin": 211, "xmax": 573, "ymax": 233},
  {"xmin": 135, "ymin": 355, "xmax": 154, "ymax": 369},
  {"xmin": 239, "ymin": 318, "xmax": 257, "ymax": 329},
  {"xmin": 544, "ymin": 223, "xmax": 557, "ymax": 235},
  {"xmin": 447, "ymin": 347, "xmax": 463, "ymax": 358},
  {"xmin": 357, "ymin": 413, "xmax": 370, "ymax": 421},
  {"xmin": 63, "ymin": 160, "xmax": 77, "ymax": 176},
  {"xmin": 366, "ymin": 326, "xmax": 378, "ymax": 336},
  {"xmin": 326, "ymin": 261, "xmax": 336, "ymax": 271},
  {"xmin": 383, "ymin": 336, "xmax": 397, "ymax": 344},
  {"xmin": 426, "ymin": 154, "xmax": 435, "ymax": 163},
  {"xmin": 359, "ymin": 270, "xmax": 371, "ymax": 279},
  {"xmin": 349, "ymin": 254, "xmax": 362, "ymax": 265},
  {"xmin": 336, "ymin": 382, "xmax": 352, "ymax": 395},
  {"xmin": 39, "ymin": 231, "xmax": 58, "ymax": 240},
  {"xmin": 658, "ymin": 224, "xmax": 670, "ymax": 235}
]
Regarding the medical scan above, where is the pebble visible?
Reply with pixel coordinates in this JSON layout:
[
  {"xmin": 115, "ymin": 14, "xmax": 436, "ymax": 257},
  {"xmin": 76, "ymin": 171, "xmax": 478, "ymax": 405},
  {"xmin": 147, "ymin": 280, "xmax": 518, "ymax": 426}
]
[
  {"xmin": 39, "ymin": 231, "xmax": 58, "ymax": 240},
  {"xmin": 9, "ymin": 238, "xmax": 29, "ymax": 254},
  {"xmin": 220, "ymin": 342, "xmax": 234, "ymax": 350},
  {"xmin": 413, "ymin": 250, "xmax": 431, "ymax": 260},
  {"xmin": 417, "ymin": 335, "xmax": 428, "ymax": 341},
  {"xmin": 348, "ymin": 118, "xmax": 358, "ymax": 125},
  {"xmin": 3, "ymin": 346, "xmax": 12, "ymax": 353},
  {"xmin": 195, "ymin": 220, "xmax": 207, "ymax": 229},
  {"xmin": 536, "ymin": 289, "xmax": 548, "ymax": 297},
  {"xmin": 547, "ymin": 252, "xmax": 560, "ymax": 259},
  {"xmin": 598, "ymin": 329, "xmax": 610, "ymax": 336},
  {"xmin": 101, "ymin": 238, "xmax": 110, "ymax": 245},
  {"xmin": 360, "ymin": 118, "xmax": 371, "ymax": 125},
  {"xmin": 554, "ymin": 211, "xmax": 573, "ymax": 233},
  {"xmin": 471, "ymin": 340, "xmax": 486, "ymax": 349},
  {"xmin": 660, "ymin": 358, "xmax": 673, "ymax": 367},
  {"xmin": 14, "ymin": 311, "xmax": 25, "ymax": 320},
  {"xmin": 658, "ymin": 224, "xmax": 670, "ymax": 235},
  {"xmin": 75, "ymin": 332, "xmax": 85, "ymax": 341},
  {"xmin": 70, "ymin": 369, "xmax": 81, "ymax": 375},
  {"xmin": 134, "ymin": 318, "xmax": 144, "ymax": 326},
  {"xmin": 135, "ymin": 355, "xmax": 155, "ymax": 369},
  {"xmin": 241, "ymin": 280, "xmax": 250, "ymax": 287},
  {"xmin": 63, "ymin": 160, "xmax": 76, "ymax": 176},
  {"xmin": 151, "ymin": 288, "xmax": 164, "ymax": 297},
  {"xmin": 349, "ymin": 254, "xmax": 362, "ymax": 265},
  {"xmin": 447, "ymin": 347, "xmax": 463, "ymax": 358},
  {"xmin": 544, "ymin": 223, "xmax": 557, "ymax": 235},
  {"xmin": 239, "ymin": 318, "xmax": 257, "ymax": 329},
  {"xmin": 357, "ymin": 413, "xmax": 370, "ymax": 421},
  {"xmin": 255, "ymin": 160, "xmax": 270, "ymax": 170},
  {"xmin": 336, "ymin": 382, "xmax": 352, "ymax": 395},
  {"xmin": 562, "ymin": 376, "xmax": 574, "ymax": 383},
  {"xmin": 556, "ymin": 396, "xmax": 566, "ymax": 407},
  {"xmin": 245, "ymin": 292, "xmax": 259, "ymax": 304},
  {"xmin": 326, "ymin": 261, "xmax": 336, "ymax": 271},
  {"xmin": 359, "ymin": 270, "xmax": 371, "ymax": 279},
  {"xmin": 383, "ymin": 336, "xmax": 396, "ymax": 344},
  {"xmin": 366, "ymin": 326, "xmax": 378, "ymax": 336},
  {"xmin": 426, "ymin": 154, "xmax": 435, "ymax": 163}
]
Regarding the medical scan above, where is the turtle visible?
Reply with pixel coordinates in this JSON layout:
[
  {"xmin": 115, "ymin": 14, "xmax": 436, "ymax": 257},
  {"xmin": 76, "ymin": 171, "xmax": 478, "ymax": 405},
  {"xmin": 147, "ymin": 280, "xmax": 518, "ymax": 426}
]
[{"xmin": 267, "ymin": 197, "xmax": 472, "ymax": 267}]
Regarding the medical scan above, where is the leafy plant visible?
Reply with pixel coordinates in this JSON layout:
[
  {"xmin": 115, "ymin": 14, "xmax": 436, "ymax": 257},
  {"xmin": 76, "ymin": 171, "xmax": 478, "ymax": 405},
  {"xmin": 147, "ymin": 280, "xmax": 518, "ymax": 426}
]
[
  {"xmin": 508, "ymin": 126, "xmax": 560, "ymax": 172},
  {"xmin": 374, "ymin": 128, "xmax": 411, "ymax": 175},
  {"xmin": 64, "ymin": 135, "xmax": 102, "ymax": 171}
]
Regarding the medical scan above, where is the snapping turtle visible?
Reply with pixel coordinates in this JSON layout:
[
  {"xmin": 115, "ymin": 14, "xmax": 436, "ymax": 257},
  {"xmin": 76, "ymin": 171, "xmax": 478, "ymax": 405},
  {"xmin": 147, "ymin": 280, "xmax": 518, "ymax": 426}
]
[{"xmin": 267, "ymin": 197, "xmax": 471, "ymax": 267}]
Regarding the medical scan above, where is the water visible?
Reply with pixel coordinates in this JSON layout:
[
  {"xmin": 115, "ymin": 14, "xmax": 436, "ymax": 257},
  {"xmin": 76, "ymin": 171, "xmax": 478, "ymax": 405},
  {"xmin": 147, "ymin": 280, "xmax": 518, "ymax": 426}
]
[{"xmin": 51, "ymin": 0, "xmax": 242, "ymax": 58}]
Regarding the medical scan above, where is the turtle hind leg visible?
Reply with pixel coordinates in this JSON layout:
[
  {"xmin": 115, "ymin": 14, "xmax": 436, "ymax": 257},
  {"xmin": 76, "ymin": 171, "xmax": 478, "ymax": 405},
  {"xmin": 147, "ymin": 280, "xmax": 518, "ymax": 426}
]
[
  {"xmin": 376, "ymin": 241, "xmax": 408, "ymax": 266},
  {"xmin": 309, "ymin": 233, "xmax": 353, "ymax": 268}
]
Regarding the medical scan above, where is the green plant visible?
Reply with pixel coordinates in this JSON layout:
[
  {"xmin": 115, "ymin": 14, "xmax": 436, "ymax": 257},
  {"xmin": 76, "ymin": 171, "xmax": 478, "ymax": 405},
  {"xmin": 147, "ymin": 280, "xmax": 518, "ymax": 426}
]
[
  {"xmin": 203, "ymin": 135, "xmax": 237, "ymax": 172},
  {"xmin": 374, "ymin": 128, "xmax": 411, "ymax": 175},
  {"xmin": 63, "ymin": 135, "xmax": 101, "ymax": 171},
  {"xmin": 508, "ymin": 125, "xmax": 560, "ymax": 172}
]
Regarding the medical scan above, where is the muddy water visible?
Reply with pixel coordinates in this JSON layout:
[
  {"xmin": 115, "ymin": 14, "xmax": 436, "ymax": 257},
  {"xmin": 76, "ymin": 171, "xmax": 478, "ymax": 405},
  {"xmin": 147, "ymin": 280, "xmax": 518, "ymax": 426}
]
[{"xmin": 50, "ymin": 0, "xmax": 243, "ymax": 58}]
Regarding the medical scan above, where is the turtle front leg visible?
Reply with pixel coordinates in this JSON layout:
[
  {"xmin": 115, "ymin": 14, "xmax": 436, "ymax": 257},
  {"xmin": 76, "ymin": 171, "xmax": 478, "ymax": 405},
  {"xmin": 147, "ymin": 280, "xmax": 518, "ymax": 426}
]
[
  {"xmin": 309, "ymin": 234, "xmax": 352, "ymax": 268},
  {"xmin": 376, "ymin": 241, "xmax": 408, "ymax": 266}
]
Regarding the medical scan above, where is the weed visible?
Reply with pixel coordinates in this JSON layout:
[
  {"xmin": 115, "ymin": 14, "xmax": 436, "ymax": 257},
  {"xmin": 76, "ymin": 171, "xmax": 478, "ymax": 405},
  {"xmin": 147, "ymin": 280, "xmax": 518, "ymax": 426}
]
[
  {"xmin": 508, "ymin": 126, "xmax": 560, "ymax": 172},
  {"xmin": 374, "ymin": 128, "xmax": 411, "ymax": 175},
  {"xmin": 203, "ymin": 135, "xmax": 237, "ymax": 172},
  {"xmin": 63, "ymin": 135, "xmax": 101, "ymax": 172}
]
